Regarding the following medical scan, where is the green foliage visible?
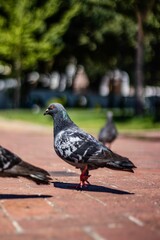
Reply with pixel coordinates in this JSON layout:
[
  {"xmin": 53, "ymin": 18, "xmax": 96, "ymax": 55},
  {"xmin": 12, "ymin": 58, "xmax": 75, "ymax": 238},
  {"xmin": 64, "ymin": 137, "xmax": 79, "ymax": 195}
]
[
  {"xmin": 0, "ymin": 0, "xmax": 159, "ymax": 86},
  {"xmin": 0, "ymin": 0, "xmax": 81, "ymax": 71}
]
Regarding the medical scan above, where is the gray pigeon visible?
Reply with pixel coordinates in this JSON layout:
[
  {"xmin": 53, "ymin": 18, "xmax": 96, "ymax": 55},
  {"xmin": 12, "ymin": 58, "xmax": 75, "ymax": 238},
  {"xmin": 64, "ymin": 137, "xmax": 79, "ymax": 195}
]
[
  {"xmin": 98, "ymin": 111, "xmax": 118, "ymax": 148},
  {"xmin": 44, "ymin": 103, "xmax": 136, "ymax": 188},
  {"xmin": 0, "ymin": 146, "xmax": 51, "ymax": 184}
]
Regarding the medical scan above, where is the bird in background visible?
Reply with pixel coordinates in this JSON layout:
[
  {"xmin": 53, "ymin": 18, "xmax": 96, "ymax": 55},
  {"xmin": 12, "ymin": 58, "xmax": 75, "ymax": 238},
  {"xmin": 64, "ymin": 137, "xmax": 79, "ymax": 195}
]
[
  {"xmin": 44, "ymin": 103, "xmax": 136, "ymax": 188},
  {"xmin": 0, "ymin": 146, "xmax": 51, "ymax": 184},
  {"xmin": 98, "ymin": 111, "xmax": 118, "ymax": 149}
]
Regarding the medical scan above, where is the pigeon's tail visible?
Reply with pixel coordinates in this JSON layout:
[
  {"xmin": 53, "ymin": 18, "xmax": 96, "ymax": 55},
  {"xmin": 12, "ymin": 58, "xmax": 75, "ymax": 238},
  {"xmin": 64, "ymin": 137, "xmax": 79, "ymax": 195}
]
[
  {"xmin": 105, "ymin": 151, "xmax": 137, "ymax": 173},
  {"xmin": 5, "ymin": 161, "xmax": 52, "ymax": 184},
  {"xmin": 17, "ymin": 161, "xmax": 52, "ymax": 184}
]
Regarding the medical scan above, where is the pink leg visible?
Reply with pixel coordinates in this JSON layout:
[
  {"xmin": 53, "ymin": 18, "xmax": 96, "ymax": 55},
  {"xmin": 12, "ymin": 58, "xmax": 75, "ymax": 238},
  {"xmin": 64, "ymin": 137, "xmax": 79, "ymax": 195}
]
[{"xmin": 79, "ymin": 165, "xmax": 91, "ymax": 188}]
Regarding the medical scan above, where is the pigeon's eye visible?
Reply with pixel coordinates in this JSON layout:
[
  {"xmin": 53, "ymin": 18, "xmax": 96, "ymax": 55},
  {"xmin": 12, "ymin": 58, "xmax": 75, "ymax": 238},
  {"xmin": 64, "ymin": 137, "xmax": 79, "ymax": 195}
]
[{"xmin": 49, "ymin": 105, "xmax": 55, "ymax": 110}]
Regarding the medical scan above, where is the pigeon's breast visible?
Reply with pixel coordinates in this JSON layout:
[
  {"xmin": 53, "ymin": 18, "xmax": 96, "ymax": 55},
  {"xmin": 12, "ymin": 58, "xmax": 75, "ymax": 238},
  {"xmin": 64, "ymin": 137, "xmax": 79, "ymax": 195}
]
[{"xmin": 54, "ymin": 130, "xmax": 84, "ymax": 159}]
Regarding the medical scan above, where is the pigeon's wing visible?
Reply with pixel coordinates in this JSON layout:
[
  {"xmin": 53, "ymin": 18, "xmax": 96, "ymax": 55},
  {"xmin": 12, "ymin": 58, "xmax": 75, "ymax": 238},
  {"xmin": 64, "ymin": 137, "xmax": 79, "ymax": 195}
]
[
  {"xmin": 87, "ymin": 147, "xmax": 136, "ymax": 172},
  {"xmin": 55, "ymin": 127, "xmax": 111, "ymax": 164},
  {"xmin": 0, "ymin": 146, "xmax": 21, "ymax": 170},
  {"xmin": 55, "ymin": 129, "xmax": 136, "ymax": 172}
]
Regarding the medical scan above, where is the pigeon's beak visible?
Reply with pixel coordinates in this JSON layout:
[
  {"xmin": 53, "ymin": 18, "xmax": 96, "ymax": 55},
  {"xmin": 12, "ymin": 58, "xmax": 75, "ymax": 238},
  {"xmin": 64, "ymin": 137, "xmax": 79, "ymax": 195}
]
[{"xmin": 44, "ymin": 109, "xmax": 49, "ymax": 115}]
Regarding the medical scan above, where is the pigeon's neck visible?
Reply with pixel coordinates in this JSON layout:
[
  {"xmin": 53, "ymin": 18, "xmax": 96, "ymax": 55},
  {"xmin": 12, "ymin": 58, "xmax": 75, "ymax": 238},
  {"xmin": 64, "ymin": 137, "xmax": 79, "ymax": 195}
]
[
  {"xmin": 52, "ymin": 111, "xmax": 75, "ymax": 136},
  {"xmin": 106, "ymin": 117, "xmax": 112, "ymax": 125}
]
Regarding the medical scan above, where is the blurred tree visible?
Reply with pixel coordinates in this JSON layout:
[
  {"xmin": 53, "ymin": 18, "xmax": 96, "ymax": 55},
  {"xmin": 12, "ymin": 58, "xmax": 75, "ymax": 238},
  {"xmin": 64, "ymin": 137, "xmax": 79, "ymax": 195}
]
[
  {"xmin": 145, "ymin": 3, "xmax": 160, "ymax": 86},
  {"xmin": 134, "ymin": 0, "xmax": 156, "ymax": 115},
  {"xmin": 114, "ymin": 0, "xmax": 158, "ymax": 114},
  {"xmin": 0, "ymin": 0, "xmax": 159, "ymax": 111},
  {"xmin": 58, "ymin": 0, "xmax": 136, "ymax": 83},
  {"xmin": 0, "ymin": 0, "xmax": 80, "ymax": 107},
  {"xmin": 59, "ymin": 0, "xmax": 159, "ymax": 114}
]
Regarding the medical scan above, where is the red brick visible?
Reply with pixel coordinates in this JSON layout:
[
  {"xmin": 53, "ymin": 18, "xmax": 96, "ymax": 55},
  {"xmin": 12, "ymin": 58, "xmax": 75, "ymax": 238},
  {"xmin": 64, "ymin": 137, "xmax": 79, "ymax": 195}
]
[
  {"xmin": 0, "ymin": 211, "xmax": 15, "ymax": 234},
  {"xmin": 0, "ymin": 120, "xmax": 160, "ymax": 240}
]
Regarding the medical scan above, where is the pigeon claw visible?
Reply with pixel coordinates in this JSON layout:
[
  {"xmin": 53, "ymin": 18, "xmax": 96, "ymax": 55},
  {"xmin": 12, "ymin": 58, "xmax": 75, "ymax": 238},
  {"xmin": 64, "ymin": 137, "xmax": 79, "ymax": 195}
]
[
  {"xmin": 75, "ymin": 180, "xmax": 91, "ymax": 190},
  {"xmin": 80, "ymin": 179, "xmax": 91, "ymax": 188},
  {"xmin": 75, "ymin": 165, "xmax": 91, "ymax": 190},
  {"xmin": 78, "ymin": 173, "xmax": 91, "ymax": 189}
]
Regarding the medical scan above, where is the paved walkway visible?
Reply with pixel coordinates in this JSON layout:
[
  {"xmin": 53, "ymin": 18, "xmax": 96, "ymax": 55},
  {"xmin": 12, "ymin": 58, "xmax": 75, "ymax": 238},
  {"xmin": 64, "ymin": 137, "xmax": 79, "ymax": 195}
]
[{"xmin": 0, "ymin": 120, "xmax": 160, "ymax": 240}]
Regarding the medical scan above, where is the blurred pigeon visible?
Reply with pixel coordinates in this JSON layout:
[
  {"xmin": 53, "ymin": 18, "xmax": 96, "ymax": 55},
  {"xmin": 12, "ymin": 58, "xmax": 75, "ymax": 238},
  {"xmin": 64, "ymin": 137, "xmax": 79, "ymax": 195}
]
[
  {"xmin": 98, "ymin": 111, "xmax": 118, "ymax": 148},
  {"xmin": 44, "ymin": 103, "xmax": 136, "ymax": 188},
  {"xmin": 0, "ymin": 146, "xmax": 51, "ymax": 184}
]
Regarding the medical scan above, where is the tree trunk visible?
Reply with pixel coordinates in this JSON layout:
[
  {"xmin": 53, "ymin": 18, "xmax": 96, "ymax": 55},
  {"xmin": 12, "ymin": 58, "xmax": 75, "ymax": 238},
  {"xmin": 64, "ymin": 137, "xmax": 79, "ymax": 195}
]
[
  {"xmin": 135, "ymin": 10, "xmax": 145, "ymax": 115},
  {"xmin": 13, "ymin": 59, "xmax": 22, "ymax": 108}
]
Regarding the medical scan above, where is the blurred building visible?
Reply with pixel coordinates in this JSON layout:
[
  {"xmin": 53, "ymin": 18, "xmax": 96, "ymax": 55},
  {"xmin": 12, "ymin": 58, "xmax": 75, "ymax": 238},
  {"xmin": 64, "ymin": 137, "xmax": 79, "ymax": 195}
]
[
  {"xmin": 99, "ymin": 69, "xmax": 130, "ymax": 97},
  {"xmin": 73, "ymin": 65, "xmax": 89, "ymax": 94}
]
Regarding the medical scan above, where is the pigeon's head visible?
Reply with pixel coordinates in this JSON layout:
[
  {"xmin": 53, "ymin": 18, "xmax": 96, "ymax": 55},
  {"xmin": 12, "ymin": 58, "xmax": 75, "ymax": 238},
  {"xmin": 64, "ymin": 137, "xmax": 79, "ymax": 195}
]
[
  {"xmin": 107, "ymin": 111, "xmax": 113, "ymax": 119},
  {"xmin": 44, "ymin": 103, "xmax": 66, "ymax": 116},
  {"xmin": 44, "ymin": 103, "xmax": 73, "ymax": 127}
]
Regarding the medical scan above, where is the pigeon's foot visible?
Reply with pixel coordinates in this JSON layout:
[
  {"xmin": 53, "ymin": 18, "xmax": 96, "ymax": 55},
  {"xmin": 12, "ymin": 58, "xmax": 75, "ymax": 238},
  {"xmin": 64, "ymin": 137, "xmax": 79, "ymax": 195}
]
[
  {"xmin": 70, "ymin": 178, "xmax": 91, "ymax": 190},
  {"xmin": 78, "ymin": 165, "xmax": 91, "ymax": 189},
  {"xmin": 72, "ymin": 179, "xmax": 90, "ymax": 190},
  {"xmin": 70, "ymin": 166, "xmax": 91, "ymax": 190},
  {"xmin": 79, "ymin": 178, "xmax": 91, "ymax": 188}
]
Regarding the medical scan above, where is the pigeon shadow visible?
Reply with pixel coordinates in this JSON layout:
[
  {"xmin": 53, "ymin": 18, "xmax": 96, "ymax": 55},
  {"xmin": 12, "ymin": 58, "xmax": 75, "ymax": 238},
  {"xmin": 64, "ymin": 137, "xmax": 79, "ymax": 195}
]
[
  {"xmin": 53, "ymin": 182, "xmax": 134, "ymax": 195},
  {"xmin": 0, "ymin": 194, "xmax": 52, "ymax": 200}
]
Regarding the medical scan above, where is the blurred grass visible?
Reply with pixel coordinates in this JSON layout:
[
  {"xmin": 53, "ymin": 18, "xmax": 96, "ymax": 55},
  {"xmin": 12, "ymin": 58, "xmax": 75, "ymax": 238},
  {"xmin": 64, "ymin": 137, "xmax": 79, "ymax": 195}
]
[{"xmin": 0, "ymin": 108, "xmax": 159, "ymax": 134}]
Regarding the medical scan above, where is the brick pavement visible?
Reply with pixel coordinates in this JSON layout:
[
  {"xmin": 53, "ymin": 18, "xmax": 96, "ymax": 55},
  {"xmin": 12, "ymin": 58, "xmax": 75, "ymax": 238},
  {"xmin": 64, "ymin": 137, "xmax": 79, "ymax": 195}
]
[{"xmin": 0, "ymin": 120, "xmax": 160, "ymax": 240}]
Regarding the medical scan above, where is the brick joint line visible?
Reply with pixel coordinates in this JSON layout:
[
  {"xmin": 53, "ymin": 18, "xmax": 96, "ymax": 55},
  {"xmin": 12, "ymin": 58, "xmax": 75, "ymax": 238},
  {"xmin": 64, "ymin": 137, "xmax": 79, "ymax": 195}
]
[
  {"xmin": 1, "ymin": 203, "xmax": 24, "ymax": 234},
  {"xmin": 83, "ymin": 226, "xmax": 106, "ymax": 240}
]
